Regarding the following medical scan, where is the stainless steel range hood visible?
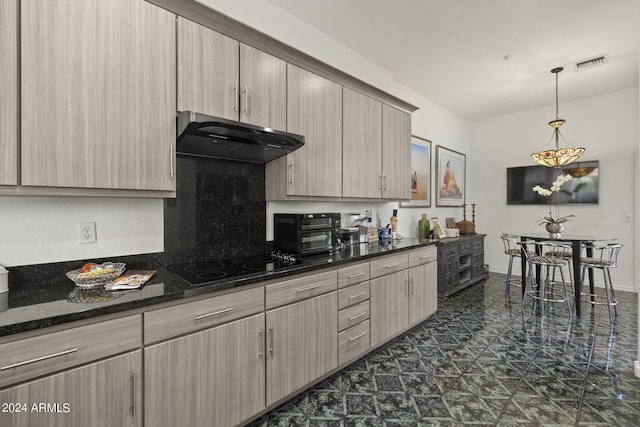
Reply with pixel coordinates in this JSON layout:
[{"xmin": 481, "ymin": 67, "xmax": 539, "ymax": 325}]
[{"xmin": 176, "ymin": 111, "xmax": 305, "ymax": 163}]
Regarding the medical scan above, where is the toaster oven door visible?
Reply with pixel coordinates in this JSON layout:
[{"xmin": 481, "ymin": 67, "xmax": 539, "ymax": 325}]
[{"xmin": 300, "ymin": 230, "xmax": 334, "ymax": 254}]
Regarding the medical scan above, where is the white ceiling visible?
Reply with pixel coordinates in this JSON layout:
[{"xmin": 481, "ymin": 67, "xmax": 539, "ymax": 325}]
[{"xmin": 265, "ymin": 0, "xmax": 639, "ymax": 121}]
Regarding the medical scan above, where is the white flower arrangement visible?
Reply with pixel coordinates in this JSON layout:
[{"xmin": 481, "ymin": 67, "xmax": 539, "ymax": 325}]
[{"xmin": 532, "ymin": 174, "xmax": 575, "ymax": 225}]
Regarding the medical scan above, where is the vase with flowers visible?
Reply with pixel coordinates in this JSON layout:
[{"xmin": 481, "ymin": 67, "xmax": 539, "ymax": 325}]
[{"xmin": 532, "ymin": 174, "xmax": 574, "ymax": 237}]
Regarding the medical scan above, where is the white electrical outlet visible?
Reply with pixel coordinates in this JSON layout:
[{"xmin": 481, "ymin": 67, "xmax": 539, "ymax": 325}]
[{"xmin": 78, "ymin": 222, "xmax": 97, "ymax": 244}]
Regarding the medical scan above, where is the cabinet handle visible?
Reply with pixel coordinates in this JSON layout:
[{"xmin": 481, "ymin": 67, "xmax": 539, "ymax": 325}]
[
  {"xmin": 258, "ymin": 328, "xmax": 264, "ymax": 358},
  {"xmin": 347, "ymin": 291, "xmax": 367, "ymax": 300},
  {"xmin": 169, "ymin": 143, "xmax": 174, "ymax": 179},
  {"xmin": 0, "ymin": 348, "xmax": 78, "ymax": 370},
  {"xmin": 379, "ymin": 175, "xmax": 383, "ymax": 191},
  {"xmin": 243, "ymin": 85, "xmax": 248, "ymax": 114},
  {"xmin": 296, "ymin": 284, "xmax": 320, "ymax": 293},
  {"xmin": 268, "ymin": 326, "xmax": 274, "ymax": 355},
  {"xmin": 419, "ymin": 255, "xmax": 432, "ymax": 260},
  {"xmin": 385, "ymin": 263, "xmax": 400, "ymax": 269},
  {"xmin": 348, "ymin": 272, "xmax": 367, "ymax": 279},
  {"xmin": 383, "ymin": 175, "xmax": 388, "ymax": 191},
  {"xmin": 348, "ymin": 331, "xmax": 367, "ymax": 342},
  {"xmin": 194, "ymin": 307, "xmax": 234, "ymax": 320},
  {"xmin": 405, "ymin": 278, "xmax": 410, "ymax": 296},
  {"xmin": 130, "ymin": 370, "xmax": 136, "ymax": 419},
  {"xmin": 410, "ymin": 277, "xmax": 414, "ymax": 296},
  {"xmin": 289, "ymin": 162, "xmax": 294, "ymax": 186},
  {"xmin": 233, "ymin": 83, "xmax": 239, "ymax": 112},
  {"xmin": 348, "ymin": 311, "xmax": 366, "ymax": 321}
]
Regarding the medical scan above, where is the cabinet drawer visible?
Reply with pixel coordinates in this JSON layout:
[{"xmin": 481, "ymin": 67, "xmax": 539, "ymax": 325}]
[
  {"xmin": 370, "ymin": 253, "xmax": 408, "ymax": 278},
  {"xmin": 409, "ymin": 246, "xmax": 437, "ymax": 267},
  {"xmin": 0, "ymin": 315, "xmax": 140, "ymax": 389},
  {"xmin": 265, "ymin": 270, "xmax": 337, "ymax": 310},
  {"xmin": 338, "ymin": 281, "xmax": 370, "ymax": 310},
  {"xmin": 338, "ymin": 300, "xmax": 370, "ymax": 332},
  {"xmin": 338, "ymin": 319, "xmax": 370, "ymax": 366},
  {"xmin": 337, "ymin": 262, "xmax": 370, "ymax": 288},
  {"xmin": 144, "ymin": 286, "xmax": 264, "ymax": 344},
  {"xmin": 458, "ymin": 241, "xmax": 472, "ymax": 254}
]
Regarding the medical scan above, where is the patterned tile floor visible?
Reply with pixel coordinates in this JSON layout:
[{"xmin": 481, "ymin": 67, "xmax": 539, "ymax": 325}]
[{"xmin": 248, "ymin": 272, "xmax": 640, "ymax": 426}]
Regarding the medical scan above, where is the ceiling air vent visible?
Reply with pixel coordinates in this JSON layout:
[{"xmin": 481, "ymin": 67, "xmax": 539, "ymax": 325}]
[{"xmin": 575, "ymin": 54, "xmax": 608, "ymax": 71}]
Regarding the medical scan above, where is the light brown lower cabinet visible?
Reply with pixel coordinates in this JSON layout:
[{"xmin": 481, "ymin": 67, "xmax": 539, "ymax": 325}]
[
  {"xmin": 370, "ymin": 269, "xmax": 409, "ymax": 347},
  {"xmin": 370, "ymin": 247, "xmax": 438, "ymax": 347},
  {"xmin": 408, "ymin": 258, "xmax": 438, "ymax": 325},
  {"xmin": 266, "ymin": 292, "xmax": 338, "ymax": 406},
  {"xmin": 0, "ymin": 351, "xmax": 141, "ymax": 427},
  {"xmin": 144, "ymin": 313, "xmax": 265, "ymax": 427}
]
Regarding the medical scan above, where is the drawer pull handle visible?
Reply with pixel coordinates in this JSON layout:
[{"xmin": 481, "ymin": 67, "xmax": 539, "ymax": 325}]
[
  {"xmin": 195, "ymin": 307, "xmax": 235, "ymax": 320},
  {"xmin": 1, "ymin": 348, "xmax": 78, "ymax": 370},
  {"xmin": 385, "ymin": 263, "xmax": 400, "ymax": 268},
  {"xmin": 348, "ymin": 331, "xmax": 367, "ymax": 342},
  {"xmin": 419, "ymin": 255, "xmax": 432, "ymax": 259},
  {"xmin": 130, "ymin": 370, "xmax": 136, "ymax": 419},
  {"xmin": 296, "ymin": 285, "xmax": 320, "ymax": 293},
  {"xmin": 348, "ymin": 311, "xmax": 366, "ymax": 321},
  {"xmin": 348, "ymin": 272, "xmax": 367, "ymax": 279},
  {"xmin": 347, "ymin": 292, "xmax": 367, "ymax": 300}
]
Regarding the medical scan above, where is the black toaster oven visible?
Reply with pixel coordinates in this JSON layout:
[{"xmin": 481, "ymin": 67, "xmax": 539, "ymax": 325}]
[{"xmin": 274, "ymin": 213, "xmax": 341, "ymax": 255}]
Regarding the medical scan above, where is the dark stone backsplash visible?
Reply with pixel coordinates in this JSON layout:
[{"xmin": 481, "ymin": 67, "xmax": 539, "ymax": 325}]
[{"xmin": 163, "ymin": 156, "xmax": 270, "ymax": 265}]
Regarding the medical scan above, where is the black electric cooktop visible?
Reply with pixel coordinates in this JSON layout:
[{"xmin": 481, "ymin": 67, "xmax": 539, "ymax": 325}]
[{"xmin": 168, "ymin": 252, "xmax": 302, "ymax": 286}]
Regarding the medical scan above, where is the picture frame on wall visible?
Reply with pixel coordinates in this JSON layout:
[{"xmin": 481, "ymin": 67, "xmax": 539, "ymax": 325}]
[
  {"xmin": 400, "ymin": 135, "xmax": 431, "ymax": 207},
  {"xmin": 436, "ymin": 145, "xmax": 466, "ymax": 207}
]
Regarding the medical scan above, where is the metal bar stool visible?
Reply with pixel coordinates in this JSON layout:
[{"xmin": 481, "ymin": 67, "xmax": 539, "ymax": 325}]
[
  {"xmin": 500, "ymin": 233, "xmax": 527, "ymax": 294},
  {"xmin": 519, "ymin": 241, "xmax": 573, "ymax": 316},
  {"xmin": 580, "ymin": 243, "xmax": 622, "ymax": 323}
]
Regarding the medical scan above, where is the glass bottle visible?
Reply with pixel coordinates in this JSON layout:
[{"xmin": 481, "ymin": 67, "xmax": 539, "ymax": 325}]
[{"xmin": 418, "ymin": 214, "xmax": 430, "ymax": 243}]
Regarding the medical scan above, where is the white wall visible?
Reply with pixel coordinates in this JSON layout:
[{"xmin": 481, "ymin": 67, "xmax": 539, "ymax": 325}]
[
  {"xmin": 470, "ymin": 88, "xmax": 639, "ymax": 292},
  {"xmin": 0, "ymin": 197, "xmax": 163, "ymax": 266}
]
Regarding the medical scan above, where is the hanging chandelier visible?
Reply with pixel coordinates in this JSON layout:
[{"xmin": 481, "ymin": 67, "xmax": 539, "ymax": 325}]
[{"xmin": 531, "ymin": 67, "xmax": 585, "ymax": 168}]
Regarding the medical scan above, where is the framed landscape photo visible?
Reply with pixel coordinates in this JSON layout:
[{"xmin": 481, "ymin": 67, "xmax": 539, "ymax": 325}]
[
  {"xmin": 400, "ymin": 135, "xmax": 431, "ymax": 207},
  {"xmin": 436, "ymin": 145, "xmax": 465, "ymax": 207}
]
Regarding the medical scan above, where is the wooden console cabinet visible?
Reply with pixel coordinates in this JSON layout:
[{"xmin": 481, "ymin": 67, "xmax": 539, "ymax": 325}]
[{"xmin": 436, "ymin": 234, "xmax": 487, "ymax": 298}]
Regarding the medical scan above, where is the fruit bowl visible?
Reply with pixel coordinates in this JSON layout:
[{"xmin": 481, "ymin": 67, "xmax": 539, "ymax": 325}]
[{"xmin": 66, "ymin": 263, "xmax": 126, "ymax": 289}]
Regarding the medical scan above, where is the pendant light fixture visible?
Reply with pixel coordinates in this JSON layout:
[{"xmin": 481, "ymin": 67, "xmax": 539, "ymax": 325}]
[{"xmin": 531, "ymin": 67, "xmax": 585, "ymax": 168}]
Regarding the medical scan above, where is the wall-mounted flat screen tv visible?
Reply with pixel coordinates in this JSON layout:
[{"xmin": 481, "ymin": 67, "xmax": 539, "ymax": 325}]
[{"xmin": 506, "ymin": 160, "xmax": 599, "ymax": 205}]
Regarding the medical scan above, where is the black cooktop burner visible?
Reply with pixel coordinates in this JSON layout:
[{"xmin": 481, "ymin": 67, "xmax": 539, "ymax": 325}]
[
  {"xmin": 243, "ymin": 260, "xmax": 281, "ymax": 272},
  {"xmin": 183, "ymin": 262, "xmax": 225, "ymax": 273},
  {"xmin": 168, "ymin": 252, "xmax": 300, "ymax": 286}
]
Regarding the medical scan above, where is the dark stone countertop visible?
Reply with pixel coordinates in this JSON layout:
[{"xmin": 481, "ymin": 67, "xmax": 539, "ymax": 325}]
[{"xmin": 0, "ymin": 238, "xmax": 437, "ymax": 338}]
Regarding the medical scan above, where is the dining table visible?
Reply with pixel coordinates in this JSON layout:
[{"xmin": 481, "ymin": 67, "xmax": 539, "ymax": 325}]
[{"xmin": 516, "ymin": 232, "xmax": 616, "ymax": 317}]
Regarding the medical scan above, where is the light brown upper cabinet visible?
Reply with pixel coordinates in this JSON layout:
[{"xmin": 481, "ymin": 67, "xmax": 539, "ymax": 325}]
[
  {"xmin": 342, "ymin": 88, "xmax": 383, "ymax": 198},
  {"xmin": 382, "ymin": 104, "xmax": 412, "ymax": 199},
  {"xmin": 20, "ymin": 0, "xmax": 176, "ymax": 192},
  {"xmin": 177, "ymin": 17, "xmax": 286, "ymax": 130},
  {"xmin": 0, "ymin": 0, "xmax": 18, "ymax": 186},
  {"xmin": 266, "ymin": 64, "xmax": 343, "ymax": 199},
  {"xmin": 343, "ymin": 89, "xmax": 411, "ymax": 200}
]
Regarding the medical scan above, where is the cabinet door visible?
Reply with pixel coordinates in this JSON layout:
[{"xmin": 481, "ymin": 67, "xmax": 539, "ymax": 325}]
[
  {"xmin": 382, "ymin": 104, "xmax": 411, "ymax": 199},
  {"xmin": 240, "ymin": 43, "xmax": 286, "ymax": 129},
  {"xmin": 408, "ymin": 260, "xmax": 437, "ymax": 325},
  {"xmin": 21, "ymin": 0, "xmax": 175, "ymax": 191},
  {"xmin": 0, "ymin": 351, "xmax": 141, "ymax": 427},
  {"xmin": 145, "ymin": 314, "xmax": 265, "ymax": 427},
  {"xmin": 266, "ymin": 292, "xmax": 337, "ymax": 406},
  {"xmin": 177, "ymin": 17, "xmax": 240, "ymax": 120},
  {"xmin": 0, "ymin": 0, "xmax": 17, "ymax": 185},
  {"xmin": 370, "ymin": 269, "xmax": 408, "ymax": 347},
  {"xmin": 342, "ymin": 88, "xmax": 382, "ymax": 198},
  {"xmin": 285, "ymin": 64, "xmax": 342, "ymax": 197}
]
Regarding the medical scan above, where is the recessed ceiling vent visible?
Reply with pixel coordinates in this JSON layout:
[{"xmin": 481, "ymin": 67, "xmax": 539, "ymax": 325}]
[{"xmin": 575, "ymin": 54, "xmax": 608, "ymax": 71}]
